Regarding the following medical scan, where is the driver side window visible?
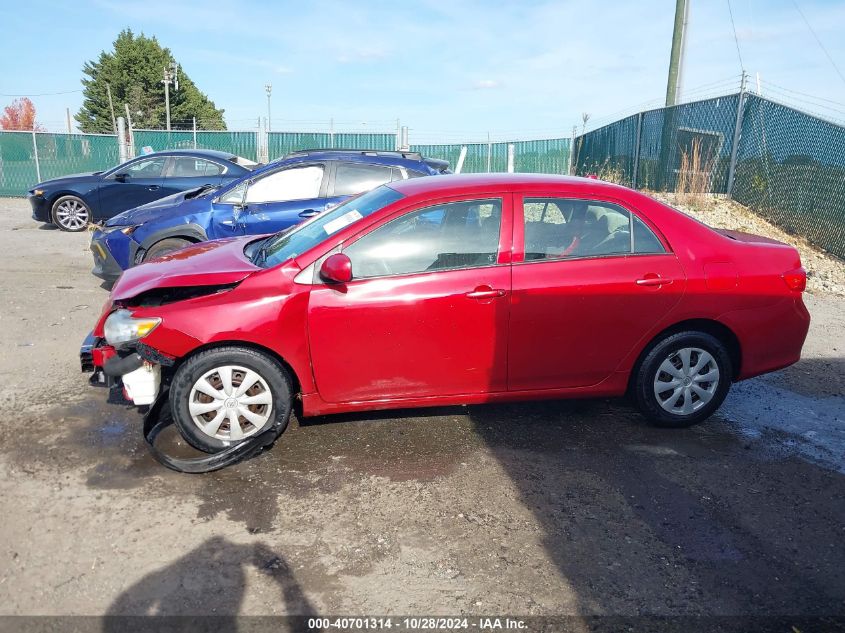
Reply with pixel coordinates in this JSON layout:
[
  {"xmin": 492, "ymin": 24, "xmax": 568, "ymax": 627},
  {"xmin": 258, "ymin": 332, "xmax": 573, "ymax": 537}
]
[
  {"xmin": 344, "ymin": 199, "xmax": 502, "ymax": 279},
  {"xmin": 245, "ymin": 165, "xmax": 324, "ymax": 204},
  {"xmin": 122, "ymin": 157, "xmax": 166, "ymax": 178}
]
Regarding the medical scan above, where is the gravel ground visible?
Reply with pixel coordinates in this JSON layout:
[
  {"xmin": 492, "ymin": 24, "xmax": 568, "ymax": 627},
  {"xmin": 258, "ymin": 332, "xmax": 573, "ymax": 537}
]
[{"xmin": 0, "ymin": 197, "xmax": 843, "ymax": 626}]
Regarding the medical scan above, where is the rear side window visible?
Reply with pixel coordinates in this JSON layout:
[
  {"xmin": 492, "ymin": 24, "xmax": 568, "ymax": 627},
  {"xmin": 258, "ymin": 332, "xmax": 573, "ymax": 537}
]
[
  {"xmin": 632, "ymin": 215, "xmax": 666, "ymax": 253},
  {"xmin": 333, "ymin": 163, "xmax": 394, "ymax": 196},
  {"xmin": 522, "ymin": 197, "xmax": 666, "ymax": 260},
  {"xmin": 168, "ymin": 157, "xmax": 224, "ymax": 177},
  {"xmin": 344, "ymin": 198, "xmax": 502, "ymax": 278}
]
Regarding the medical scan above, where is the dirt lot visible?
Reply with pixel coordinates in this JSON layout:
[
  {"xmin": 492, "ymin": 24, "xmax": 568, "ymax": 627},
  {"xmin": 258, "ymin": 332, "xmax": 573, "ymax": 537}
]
[{"xmin": 0, "ymin": 197, "xmax": 843, "ymax": 627}]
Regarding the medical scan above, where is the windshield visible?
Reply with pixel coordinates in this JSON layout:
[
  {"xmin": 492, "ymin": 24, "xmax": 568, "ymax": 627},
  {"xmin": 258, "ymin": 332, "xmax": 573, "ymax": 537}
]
[{"xmin": 256, "ymin": 185, "xmax": 405, "ymax": 268}]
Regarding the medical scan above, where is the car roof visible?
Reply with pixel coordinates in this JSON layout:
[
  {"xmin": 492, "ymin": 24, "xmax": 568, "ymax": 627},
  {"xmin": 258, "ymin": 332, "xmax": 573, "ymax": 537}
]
[
  {"xmin": 143, "ymin": 149, "xmax": 239, "ymax": 161},
  {"xmin": 262, "ymin": 149, "xmax": 445, "ymax": 173},
  {"xmin": 387, "ymin": 172, "xmax": 632, "ymax": 198}
]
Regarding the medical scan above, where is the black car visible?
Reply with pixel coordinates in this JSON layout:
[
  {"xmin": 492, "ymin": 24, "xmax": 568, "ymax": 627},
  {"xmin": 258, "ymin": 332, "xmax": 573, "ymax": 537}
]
[{"xmin": 27, "ymin": 149, "xmax": 257, "ymax": 231}]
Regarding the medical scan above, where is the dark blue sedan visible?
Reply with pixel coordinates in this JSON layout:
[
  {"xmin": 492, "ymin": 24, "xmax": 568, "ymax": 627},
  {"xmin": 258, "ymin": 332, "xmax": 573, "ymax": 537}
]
[
  {"xmin": 90, "ymin": 149, "xmax": 450, "ymax": 281},
  {"xmin": 27, "ymin": 149, "xmax": 257, "ymax": 231}
]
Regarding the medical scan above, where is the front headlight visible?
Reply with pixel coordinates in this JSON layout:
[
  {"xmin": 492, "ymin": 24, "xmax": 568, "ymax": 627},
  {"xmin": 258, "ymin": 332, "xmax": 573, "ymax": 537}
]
[
  {"xmin": 103, "ymin": 309, "xmax": 161, "ymax": 347},
  {"xmin": 101, "ymin": 224, "xmax": 139, "ymax": 235}
]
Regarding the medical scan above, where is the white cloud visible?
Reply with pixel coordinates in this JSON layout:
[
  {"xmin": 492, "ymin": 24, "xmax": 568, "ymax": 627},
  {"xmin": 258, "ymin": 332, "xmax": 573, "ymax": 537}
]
[{"xmin": 472, "ymin": 79, "xmax": 502, "ymax": 90}]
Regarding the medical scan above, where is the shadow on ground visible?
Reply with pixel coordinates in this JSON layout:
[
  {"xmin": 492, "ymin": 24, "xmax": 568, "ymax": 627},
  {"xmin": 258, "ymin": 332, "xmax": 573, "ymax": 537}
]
[{"xmin": 103, "ymin": 537, "xmax": 317, "ymax": 631}]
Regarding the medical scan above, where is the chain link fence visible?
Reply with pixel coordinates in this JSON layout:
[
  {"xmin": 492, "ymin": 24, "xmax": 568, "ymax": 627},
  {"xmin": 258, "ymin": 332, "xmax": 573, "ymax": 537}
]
[
  {"xmin": 133, "ymin": 130, "xmax": 259, "ymax": 161},
  {"xmin": 0, "ymin": 131, "xmax": 119, "ymax": 196},
  {"xmin": 574, "ymin": 92, "xmax": 845, "ymax": 260},
  {"xmin": 267, "ymin": 132, "xmax": 396, "ymax": 160},
  {"xmin": 4, "ymin": 96, "xmax": 841, "ymax": 261},
  {"xmin": 411, "ymin": 138, "xmax": 570, "ymax": 174},
  {"xmin": 0, "ymin": 128, "xmax": 571, "ymax": 197},
  {"xmin": 731, "ymin": 94, "xmax": 845, "ymax": 260}
]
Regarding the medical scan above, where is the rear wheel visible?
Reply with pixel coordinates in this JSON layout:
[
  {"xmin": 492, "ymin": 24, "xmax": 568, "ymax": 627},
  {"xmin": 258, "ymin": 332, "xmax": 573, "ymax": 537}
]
[
  {"xmin": 170, "ymin": 347, "xmax": 292, "ymax": 453},
  {"xmin": 52, "ymin": 195, "xmax": 91, "ymax": 231},
  {"xmin": 633, "ymin": 331, "xmax": 732, "ymax": 427},
  {"xmin": 144, "ymin": 238, "xmax": 193, "ymax": 262}
]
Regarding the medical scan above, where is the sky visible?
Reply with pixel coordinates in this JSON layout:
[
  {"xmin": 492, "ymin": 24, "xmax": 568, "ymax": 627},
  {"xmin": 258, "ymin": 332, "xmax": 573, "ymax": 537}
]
[{"xmin": 2, "ymin": 0, "xmax": 845, "ymax": 141}]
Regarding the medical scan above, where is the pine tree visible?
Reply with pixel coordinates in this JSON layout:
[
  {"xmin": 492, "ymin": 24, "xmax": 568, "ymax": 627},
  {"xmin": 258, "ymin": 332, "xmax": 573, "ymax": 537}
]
[{"xmin": 75, "ymin": 29, "xmax": 226, "ymax": 132}]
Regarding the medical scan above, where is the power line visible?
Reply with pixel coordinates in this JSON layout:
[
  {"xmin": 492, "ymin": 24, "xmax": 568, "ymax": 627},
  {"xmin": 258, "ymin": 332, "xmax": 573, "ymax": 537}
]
[
  {"xmin": 726, "ymin": 0, "xmax": 745, "ymax": 72},
  {"xmin": 0, "ymin": 90, "xmax": 83, "ymax": 97},
  {"xmin": 790, "ymin": 0, "xmax": 845, "ymax": 87},
  {"xmin": 757, "ymin": 79, "xmax": 845, "ymax": 107}
]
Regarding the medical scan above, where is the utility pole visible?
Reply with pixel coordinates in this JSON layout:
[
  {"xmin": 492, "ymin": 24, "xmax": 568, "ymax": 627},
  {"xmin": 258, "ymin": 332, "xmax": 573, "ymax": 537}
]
[
  {"xmin": 265, "ymin": 84, "xmax": 272, "ymax": 132},
  {"xmin": 162, "ymin": 62, "xmax": 179, "ymax": 131},
  {"xmin": 106, "ymin": 83, "xmax": 117, "ymax": 134},
  {"xmin": 665, "ymin": 0, "xmax": 690, "ymax": 106}
]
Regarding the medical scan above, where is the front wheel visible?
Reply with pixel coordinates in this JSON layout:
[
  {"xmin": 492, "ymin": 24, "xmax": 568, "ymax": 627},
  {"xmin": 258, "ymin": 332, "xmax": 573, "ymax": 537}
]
[
  {"xmin": 633, "ymin": 331, "xmax": 732, "ymax": 428},
  {"xmin": 143, "ymin": 237, "xmax": 193, "ymax": 262},
  {"xmin": 52, "ymin": 195, "xmax": 91, "ymax": 231},
  {"xmin": 170, "ymin": 347, "xmax": 292, "ymax": 453}
]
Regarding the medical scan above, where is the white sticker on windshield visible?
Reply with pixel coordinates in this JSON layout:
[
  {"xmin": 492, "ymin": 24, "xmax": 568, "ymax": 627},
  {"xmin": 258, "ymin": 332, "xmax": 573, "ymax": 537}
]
[{"xmin": 323, "ymin": 209, "xmax": 363, "ymax": 235}]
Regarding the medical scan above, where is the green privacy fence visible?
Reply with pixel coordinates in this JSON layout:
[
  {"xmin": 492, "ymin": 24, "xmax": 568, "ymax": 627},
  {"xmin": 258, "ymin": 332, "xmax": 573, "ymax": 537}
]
[
  {"xmin": 267, "ymin": 132, "xmax": 396, "ymax": 160},
  {"xmin": 0, "ymin": 129, "xmax": 571, "ymax": 197},
  {"xmin": 573, "ymin": 92, "xmax": 845, "ymax": 260},
  {"xmin": 0, "ymin": 131, "xmax": 119, "ymax": 196},
  {"xmin": 133, "ymin": 129, "xmax": 259, "ymax": 161},
  {"xmin": 411, "ymin": 138, "xmax": 570, "ymax": 174}
]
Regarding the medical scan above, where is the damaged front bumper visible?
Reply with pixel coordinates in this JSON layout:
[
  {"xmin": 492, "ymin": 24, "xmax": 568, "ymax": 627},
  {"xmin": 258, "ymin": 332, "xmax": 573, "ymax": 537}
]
[{"xmin": 80, "ymin": 331, "xmax": 167, "ymax": 406}]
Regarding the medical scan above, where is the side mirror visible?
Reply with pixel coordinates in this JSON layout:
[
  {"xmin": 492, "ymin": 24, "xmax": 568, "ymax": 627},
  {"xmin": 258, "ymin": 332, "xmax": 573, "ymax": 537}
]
[
  {"xmin": 114, "ymin": 173, "xmax": 129, "ymax": 183},
  {"xmin": 319, "ymin": 253, "xmax": 352, "ymax": 284}
]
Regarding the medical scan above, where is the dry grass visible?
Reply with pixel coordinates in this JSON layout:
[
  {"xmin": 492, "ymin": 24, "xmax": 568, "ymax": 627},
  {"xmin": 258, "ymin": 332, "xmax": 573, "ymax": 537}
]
[
  {"xmin": 674, "ymin": 137, "xmax": 717, "ymax": 211},
  {"xmin": 595, "ymin": 161, "xmax": 627, "ymax": 186}
]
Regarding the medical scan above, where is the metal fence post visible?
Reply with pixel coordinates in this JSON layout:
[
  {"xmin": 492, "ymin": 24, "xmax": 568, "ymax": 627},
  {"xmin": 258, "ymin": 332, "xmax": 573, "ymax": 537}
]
[
  {"xmin": 486, "ymin": 133, "xmax": 492, "ymax": 172},
  {"xmin": 117, "ymin": 116, "xmax": 127, "ymax": 163},
  {"xmin": 726, "ymin": 72, "xmax": 748, "ymax": 197},
  {"xmin": 507, "ymin": 143, "xmax": 515, "ymax": 173},
  {"xmin": 455, "ymin": 146, "xmax": 467, "ymax": 174},
  {"xmin": 192, "ymin": 117, "xmax": 197, "ymax": 149},
  {"xmin": 31, "ymin": 130, "xmax": 41, "ymax": 183},
  {"xmin": 632, "ymin": 111, "xmax": 643, "ymax": 188},
  {"xmin": 568, "ymin": 126, "xmax": 576, "ymax": 175}
]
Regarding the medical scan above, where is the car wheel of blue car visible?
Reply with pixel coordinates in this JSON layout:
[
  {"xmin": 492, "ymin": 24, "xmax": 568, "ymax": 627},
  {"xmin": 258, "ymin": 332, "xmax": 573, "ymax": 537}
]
[
  {"xmin": 143, "ymin": 237, "xmax": 194, "ymax": 262},
  {"xmin": 52, "ymin": 195, "xmax": 91, "ymax": 232}
]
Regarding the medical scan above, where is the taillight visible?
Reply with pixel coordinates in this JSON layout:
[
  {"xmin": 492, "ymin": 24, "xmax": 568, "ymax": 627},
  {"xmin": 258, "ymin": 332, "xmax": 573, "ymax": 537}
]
[{"xmin": 782, "ymin": 267, "xmax": 807, "ymax": 292}]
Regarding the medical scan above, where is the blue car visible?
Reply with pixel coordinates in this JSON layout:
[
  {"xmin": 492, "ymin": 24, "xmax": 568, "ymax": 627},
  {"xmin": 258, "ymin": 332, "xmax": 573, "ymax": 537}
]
[
  {"xmin": 28, "ymin": 150, "xmax": 257, "ymax": 232},
  {"xmin": 89, "ymin": 149, "xmax": 450, "ymax": 282}
]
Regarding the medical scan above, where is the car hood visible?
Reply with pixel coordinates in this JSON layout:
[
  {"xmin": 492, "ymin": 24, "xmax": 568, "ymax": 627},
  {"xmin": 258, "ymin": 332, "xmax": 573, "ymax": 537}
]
[
  {"xmin": 34, "ymin": 172, "xmax": 101, "ymax": 188},
  {"xmin": 111, "ymin": 235, "xmax": 260, "ymax": 300},
  {"xmin": 106, "ymin": 188, "xmax": 206, "ymax": 227}
]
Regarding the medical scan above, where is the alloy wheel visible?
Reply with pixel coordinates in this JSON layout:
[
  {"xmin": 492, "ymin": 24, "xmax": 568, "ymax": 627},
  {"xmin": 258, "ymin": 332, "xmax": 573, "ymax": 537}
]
[
  {"xmin": 54, "ymin": 199, "xmax": 89, "ymax": 230},
  {"xmin": 653, "ymin": 347, "xmax": 720, "ymax": 416}
]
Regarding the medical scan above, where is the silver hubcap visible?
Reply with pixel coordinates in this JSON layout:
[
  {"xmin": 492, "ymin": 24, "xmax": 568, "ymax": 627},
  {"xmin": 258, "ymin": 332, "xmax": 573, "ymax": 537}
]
[
  {"xmin": 653, "ymin": 347, "xmax": 720, "ymax": 416},
  {"xmin": 55, "ymin": 199, "xmax": 89, "ymax": 230},
  {"xmin": 188, "ymin": 365, "xmax": 273, "ymax": 441}
]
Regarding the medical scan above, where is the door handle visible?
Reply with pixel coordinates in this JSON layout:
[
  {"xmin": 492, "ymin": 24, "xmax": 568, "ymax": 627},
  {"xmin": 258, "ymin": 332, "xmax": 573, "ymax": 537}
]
[
  {"xmin": 148, "ymin": 185, "xmax": 160, "ymax": 191},
  {"xmin": 466, "ymin": 286, "xmax": 506, "ymax": 299},
  {"xmin": 636, "ymin": 275, "xmax": 672, "ymax": 287},
  {"xmin": 299, "ymin": 209, "xmax": 320, "ymax": 218}
]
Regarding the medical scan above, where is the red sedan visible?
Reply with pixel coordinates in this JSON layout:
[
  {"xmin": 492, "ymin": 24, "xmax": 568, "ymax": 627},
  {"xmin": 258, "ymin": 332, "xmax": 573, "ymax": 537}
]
[{"xmin": 82, "ymin": 174, "xmax": 810, "ymax": 454}]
